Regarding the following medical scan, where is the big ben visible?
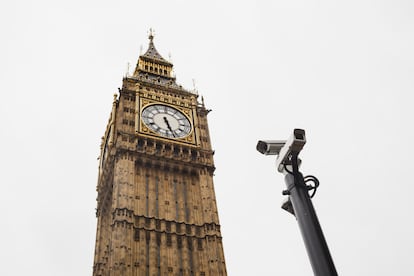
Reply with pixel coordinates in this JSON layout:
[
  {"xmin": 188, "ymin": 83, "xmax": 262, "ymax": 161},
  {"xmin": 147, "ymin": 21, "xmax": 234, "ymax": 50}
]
[{"xmin": 93, "ymin": 32, "xmax": 227, "ymax": 276}]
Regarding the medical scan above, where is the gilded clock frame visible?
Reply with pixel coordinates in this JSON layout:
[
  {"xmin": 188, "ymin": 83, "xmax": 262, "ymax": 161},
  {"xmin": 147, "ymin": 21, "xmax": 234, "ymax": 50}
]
[{"xmin": 137, "ymin": 97, "xmax": 197, "ymax": 146}]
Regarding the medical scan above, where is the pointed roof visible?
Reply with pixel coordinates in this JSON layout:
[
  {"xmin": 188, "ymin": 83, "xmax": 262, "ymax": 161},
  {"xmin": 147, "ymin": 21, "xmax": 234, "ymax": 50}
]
[
  {"xmin": 131, "ymin": 31, "xmax": 196, "ymax": 93},
  {"xmin": 141, "ymin": 31, "xmax": 172, "ymax": 66}
]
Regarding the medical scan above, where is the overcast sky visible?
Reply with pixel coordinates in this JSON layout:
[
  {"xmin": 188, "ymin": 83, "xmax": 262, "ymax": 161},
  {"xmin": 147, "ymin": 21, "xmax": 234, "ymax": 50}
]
[{"xmin": 1, "ymin": 0, "xmax": 414, "ymax": 275}]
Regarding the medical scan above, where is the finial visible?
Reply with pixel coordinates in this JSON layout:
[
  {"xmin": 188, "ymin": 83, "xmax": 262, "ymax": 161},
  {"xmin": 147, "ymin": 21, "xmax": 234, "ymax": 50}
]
[
  {"xmin": 192, "ymin": 79, "xmax": 199, "ymax": 95},
  {"xmin": 201, "ymin": 96, "xmax": 205, "ymax": 107},
  {"xmin": 192, "ymin": 79, "xmax": 198, "ymax": 93},
  {"xmin": 125, "ymin": 62, "xmax": 130, "ymax": 77},
  {"xmin": 148, "ymin": 28, "xmax": 154, "ymax": 41}
]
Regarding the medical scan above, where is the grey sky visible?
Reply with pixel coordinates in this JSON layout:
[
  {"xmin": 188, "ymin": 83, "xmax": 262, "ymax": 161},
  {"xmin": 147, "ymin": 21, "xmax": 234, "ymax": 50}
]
[{"xmin": 1, "ymin": 0, "xmax": 414, "ymax": 275}]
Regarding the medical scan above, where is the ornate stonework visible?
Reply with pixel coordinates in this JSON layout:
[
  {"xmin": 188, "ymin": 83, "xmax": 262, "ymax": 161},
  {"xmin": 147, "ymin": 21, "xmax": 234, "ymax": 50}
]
[{"xmin": 93, "ymin": 34, "xmax": 227, "ymax": 276}]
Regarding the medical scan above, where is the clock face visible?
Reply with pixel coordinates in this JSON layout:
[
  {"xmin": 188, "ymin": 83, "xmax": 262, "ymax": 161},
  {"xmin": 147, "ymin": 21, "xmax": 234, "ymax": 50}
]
[{"xmin": 141, "ymin": 104, "xmax": 192, "ymax": 139}]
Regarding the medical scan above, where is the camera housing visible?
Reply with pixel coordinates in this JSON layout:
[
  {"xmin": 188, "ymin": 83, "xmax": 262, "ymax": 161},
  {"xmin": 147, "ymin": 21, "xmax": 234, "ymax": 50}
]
[
  {"xmin": 276, "ymin": 129, "xmax": 306, "ymax": 172},
  {"xmin": 256, "ymin": 140, "xmax": 286, "ymax": 155},
  {"xmin": 257, "ymin": 129, "xmax": 306, "ymax": 173}
]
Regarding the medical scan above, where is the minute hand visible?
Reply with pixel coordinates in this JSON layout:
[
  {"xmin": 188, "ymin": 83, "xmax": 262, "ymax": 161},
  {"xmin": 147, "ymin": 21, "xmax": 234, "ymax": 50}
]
[{"xmin": 163, "ymin": 117, "xmax": 176, "ymax": 137}]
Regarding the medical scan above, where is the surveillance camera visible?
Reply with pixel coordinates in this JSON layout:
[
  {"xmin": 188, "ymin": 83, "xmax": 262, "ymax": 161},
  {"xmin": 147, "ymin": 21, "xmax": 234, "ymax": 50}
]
[
  {"xmin": 256, "ymin": 140, "xmax": 287, "ymax": 155},
  {"xmin": 276, "ymin": 129, "xmax": 306, "ymax": 172},
  {"xmin": 257, "ymin": 129, "xmax": 306, "ymax": 172}
]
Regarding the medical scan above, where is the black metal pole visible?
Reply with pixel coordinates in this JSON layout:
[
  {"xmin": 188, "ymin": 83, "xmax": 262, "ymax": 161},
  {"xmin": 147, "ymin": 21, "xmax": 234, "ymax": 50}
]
[{"xmin": 285, "ymin": 153, "xmax": 338, "ymax": 276}]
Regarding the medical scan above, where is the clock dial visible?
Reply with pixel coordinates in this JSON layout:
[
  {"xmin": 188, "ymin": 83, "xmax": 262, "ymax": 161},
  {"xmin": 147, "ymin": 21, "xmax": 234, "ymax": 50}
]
[{"xmin": 141, "ymin": 104, "xmax": 192, "ymax": 139}]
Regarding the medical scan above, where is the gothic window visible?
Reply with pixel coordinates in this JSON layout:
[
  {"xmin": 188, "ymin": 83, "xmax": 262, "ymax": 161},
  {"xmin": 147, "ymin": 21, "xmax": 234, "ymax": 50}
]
[
  {"xmin": 191, "ymin": 150, "xmax": 198, "ymax": 161},
  {"xmin": 187, "ymin": 238, "xmax": 193, "ymax": 251},
  {"xmin": 166, "ymin": 234, "xmax": 172, "ymax": 247},
  {"xmin": 186, "ymin": 225, "xmax": 191, "ymax": 235},
  {"xmin": 156, "ymin": 233, "xmax": 161, "ymax": 246},
  {"xmin": 197, "ymin": 239, "xmax": 203, "ymax": 251},
  {"xmin": 173, "ymin": 147, "xmax": 180, "ymax": 157},
  {"xmin": 166, "ymin": 221, "xmax": 171, "ymax": 232},
  {"xmin": 137, "ymin": 139, "xmax": 144, "ymax": 149},
  {"xmin": 177, "ymin": 236, "xmax": 182, "ymax": 249},
  {"xmin": 156, "ymin": 220, "xmax": 161, "ymax": 230},
  {"xmin": 134, "ymin": 229, "xmax": 140, "ymax": 241},
  {"xmin": 156, "ymin": 143, "xmax": 162, "ymax": 153}
]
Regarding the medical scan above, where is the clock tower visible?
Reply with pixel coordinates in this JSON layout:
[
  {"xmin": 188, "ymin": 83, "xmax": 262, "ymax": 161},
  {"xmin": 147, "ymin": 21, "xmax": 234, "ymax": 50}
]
[{"xmin": 93, "ymin": 33, "xmax": 227, "ymax": 276}]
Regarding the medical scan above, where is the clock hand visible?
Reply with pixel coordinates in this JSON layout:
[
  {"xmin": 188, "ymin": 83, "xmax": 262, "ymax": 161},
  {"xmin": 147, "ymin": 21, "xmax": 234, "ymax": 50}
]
[{"xmin": 163, "ymin": 117, "xmax": 176, "ymax": 137}]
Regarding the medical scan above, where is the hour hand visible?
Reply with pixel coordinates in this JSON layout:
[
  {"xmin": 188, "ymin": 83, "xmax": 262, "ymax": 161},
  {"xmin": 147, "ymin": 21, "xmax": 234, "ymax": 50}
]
[{"xmin": 163, "ymin": 117, "xmax": 176, "ymax": 137}]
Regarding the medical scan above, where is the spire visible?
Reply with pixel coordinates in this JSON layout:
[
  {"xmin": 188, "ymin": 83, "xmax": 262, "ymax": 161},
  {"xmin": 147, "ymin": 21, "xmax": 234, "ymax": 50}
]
[
  {"xmin": 141, "ymin": 28, "xmax": 171, "ymax": 65},
  {"xmin": 132, "ymin": 30, "xmax": 183, "ymax": 88}
]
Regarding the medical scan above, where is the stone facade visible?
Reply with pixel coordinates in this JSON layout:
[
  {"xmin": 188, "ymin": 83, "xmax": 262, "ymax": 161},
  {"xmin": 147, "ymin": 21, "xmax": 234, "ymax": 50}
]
[{"xmin": 93, "ymin": 34, "xmax": 227, "ymax": 276}]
